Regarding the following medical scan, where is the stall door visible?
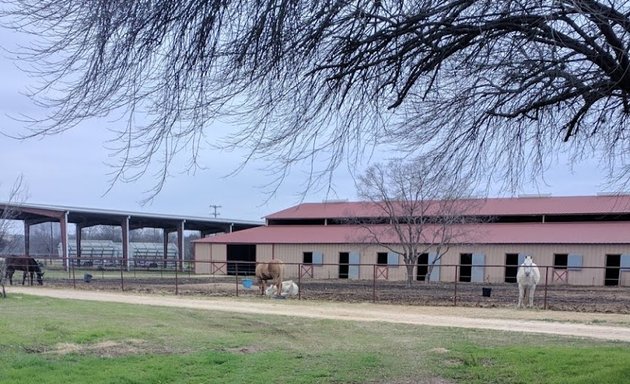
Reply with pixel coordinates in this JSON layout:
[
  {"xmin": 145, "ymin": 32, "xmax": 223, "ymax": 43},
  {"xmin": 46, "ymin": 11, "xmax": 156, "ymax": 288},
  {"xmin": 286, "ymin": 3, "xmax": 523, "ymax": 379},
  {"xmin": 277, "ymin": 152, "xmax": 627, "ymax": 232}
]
[
  {"xmin": 348, "ymin": 252, "xmax": 361, "ymax": 279},
  {"xmin": 339, "ymin": 252, "xmax": 349, "ymax": 279},
  {"xmin": 471, "ymin": 253, "xmax": 486, "ymax": 283}
]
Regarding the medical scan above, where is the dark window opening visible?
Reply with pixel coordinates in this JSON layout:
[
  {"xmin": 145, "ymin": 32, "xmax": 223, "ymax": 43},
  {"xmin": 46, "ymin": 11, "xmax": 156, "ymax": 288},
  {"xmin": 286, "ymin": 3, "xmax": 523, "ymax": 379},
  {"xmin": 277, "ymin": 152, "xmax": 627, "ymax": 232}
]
[
  {"xmin": 377, "ymin": 252, "xmax": 388, "ymax": 265},
  {"xmin": 459, "ymin": 253, "xmax": 472, "ymax": 282},
  {"xmin": 605, "ymin": 254, "xmax": 621, "ymax": 286},
  {"xmin": 339, "ymin": 252, "xmax": 349, "ymax": 279},
  {"xmin": 226, "ymin": 244, "xmax": 256, "ymax": 275},
  {"xmin": 554, "ymin": 254, "xmax": 568, "ymax": 269},
  {"xmin": 416, "ymin": 253, "xmax": 429, "ymax": 281},
  {"xmin": 505, "ymin": 253, "xmax": 519, "ymax": 283},
  {"xmin": 303, "ymin": 252, "xmax": 313, "ymax": 264}
]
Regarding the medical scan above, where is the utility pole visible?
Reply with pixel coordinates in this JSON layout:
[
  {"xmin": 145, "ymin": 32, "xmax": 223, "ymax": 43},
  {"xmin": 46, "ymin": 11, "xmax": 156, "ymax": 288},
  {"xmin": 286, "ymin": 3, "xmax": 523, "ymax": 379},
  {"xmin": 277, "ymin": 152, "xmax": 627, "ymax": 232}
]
[{"xmin": 209, "ymin": 204, "xmax": 222, "ymax": 218}]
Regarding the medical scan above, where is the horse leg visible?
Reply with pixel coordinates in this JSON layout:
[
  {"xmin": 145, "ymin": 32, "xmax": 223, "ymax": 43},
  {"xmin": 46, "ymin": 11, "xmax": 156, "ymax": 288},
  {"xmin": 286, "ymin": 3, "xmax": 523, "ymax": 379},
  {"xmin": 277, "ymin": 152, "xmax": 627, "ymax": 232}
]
[
  {"xmin": 274, "ymin": 278, "xmax": 282, "ymax": 297},
  {"xmin": 21, "ymin": 271, "xmax": 27, "ymax": 285},
  {"xmin": 517, "ymin": 284, "xmax": 524, "ymax": 308},
  {"xmin": 528, "ymin": 285, "xmax": 536, "ymax": 308}
]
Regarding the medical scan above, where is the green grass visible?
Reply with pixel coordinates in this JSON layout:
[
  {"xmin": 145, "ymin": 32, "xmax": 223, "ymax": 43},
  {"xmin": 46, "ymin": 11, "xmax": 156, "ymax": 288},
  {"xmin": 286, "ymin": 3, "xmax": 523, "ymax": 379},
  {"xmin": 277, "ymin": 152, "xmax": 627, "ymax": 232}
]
[{"xmin": 0, "ymin": 294, "xmax": 628, "ymax": 383}]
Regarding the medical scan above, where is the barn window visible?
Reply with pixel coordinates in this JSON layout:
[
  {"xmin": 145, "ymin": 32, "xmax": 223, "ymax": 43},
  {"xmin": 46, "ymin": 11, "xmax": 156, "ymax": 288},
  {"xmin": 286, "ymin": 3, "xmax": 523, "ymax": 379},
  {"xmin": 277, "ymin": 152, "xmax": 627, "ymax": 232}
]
[
  {"xmin": 459, "ymin": 253, "xmax": 472, "ymax": 282},
  {"xmin": 303, "ymin": 252, "xmax": 313, "ymax": 264},
  {"xmin": 554, "ymin": 254, "xmax": 568, "ymax": 269},
  {"xmin": 416, "ymin": 253, "xmax": 429, "ymax": 281},
  {"xmin": 377, "ymin": 252, "xmax": 387, "ymax": 265}
]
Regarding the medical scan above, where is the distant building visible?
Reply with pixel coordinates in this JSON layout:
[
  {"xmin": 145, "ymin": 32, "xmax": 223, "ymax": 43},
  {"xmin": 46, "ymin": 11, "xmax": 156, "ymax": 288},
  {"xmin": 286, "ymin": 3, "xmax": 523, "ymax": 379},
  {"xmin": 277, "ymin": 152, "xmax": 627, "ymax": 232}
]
[{"xmin": 194, "ymin": 195, "xmax": 630, "ymax": 286}]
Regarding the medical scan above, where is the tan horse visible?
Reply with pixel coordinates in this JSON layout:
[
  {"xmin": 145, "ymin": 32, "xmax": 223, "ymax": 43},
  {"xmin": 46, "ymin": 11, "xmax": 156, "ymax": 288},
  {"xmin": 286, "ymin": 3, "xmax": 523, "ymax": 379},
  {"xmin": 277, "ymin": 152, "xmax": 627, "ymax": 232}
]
[{"xmin": 255, "ymin": 259, "xmax": 284, "ymax": 296}]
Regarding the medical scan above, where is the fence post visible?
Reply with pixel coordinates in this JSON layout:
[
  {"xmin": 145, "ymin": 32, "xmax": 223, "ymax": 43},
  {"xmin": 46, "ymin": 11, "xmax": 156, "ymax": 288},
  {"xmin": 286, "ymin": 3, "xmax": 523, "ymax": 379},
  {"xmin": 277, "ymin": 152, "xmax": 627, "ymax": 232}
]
[
  {"xmin": 298, "ymin": 263, "xmax": 302, "ymax": 300},
  {"xmin": 235, "ymin": 263, "xmax": 239, "ymax": 297},
  {"xmin": 175, "ymin": 259, "xmax": 179, "ymax": 296},
  {"xmin": 372, "ymin": 264, "xmax": 377, "ymax": 303},
  {"xmin": 543, "ymin": 266, "xmax": 549, "ymax": 310},
  {"xmin": 71, "ymin": 257, "xmax": 76, "ymax": 289},
  {"xmin": 453, "ymin": 264, "xmax": 458, "ymax": 306},
  {"xmin": 120, "ymin": 259, "xmax": 125, "ymax": 292}
]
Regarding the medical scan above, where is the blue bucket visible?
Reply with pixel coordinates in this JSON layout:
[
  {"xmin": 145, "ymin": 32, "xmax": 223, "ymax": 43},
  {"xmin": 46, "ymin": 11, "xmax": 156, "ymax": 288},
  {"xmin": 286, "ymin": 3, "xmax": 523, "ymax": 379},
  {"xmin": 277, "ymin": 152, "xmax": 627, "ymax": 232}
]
[{"xmin": 242, "ymin": 278, "xmax": 253, "ymax": 289}]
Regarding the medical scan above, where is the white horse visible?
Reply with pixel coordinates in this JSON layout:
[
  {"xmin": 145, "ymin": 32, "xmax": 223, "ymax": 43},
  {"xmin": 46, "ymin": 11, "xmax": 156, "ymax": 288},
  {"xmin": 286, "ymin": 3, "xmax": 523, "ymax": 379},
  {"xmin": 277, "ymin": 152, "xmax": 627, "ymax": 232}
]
[
  {"xmin": 517, "ymin": 255, "xmax": 540, "ymax": 308},
  {"xmin": 265, "ymin": 280, "xmax": 299, "ymax": 297}
]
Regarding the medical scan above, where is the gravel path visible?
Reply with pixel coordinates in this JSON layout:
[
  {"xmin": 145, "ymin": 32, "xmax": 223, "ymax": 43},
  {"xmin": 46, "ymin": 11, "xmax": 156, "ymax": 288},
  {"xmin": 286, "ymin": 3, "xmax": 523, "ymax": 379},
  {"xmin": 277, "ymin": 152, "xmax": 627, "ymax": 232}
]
[{"xmin": 8, "ymin": 287, "xmax": 630, "ymax": 342}]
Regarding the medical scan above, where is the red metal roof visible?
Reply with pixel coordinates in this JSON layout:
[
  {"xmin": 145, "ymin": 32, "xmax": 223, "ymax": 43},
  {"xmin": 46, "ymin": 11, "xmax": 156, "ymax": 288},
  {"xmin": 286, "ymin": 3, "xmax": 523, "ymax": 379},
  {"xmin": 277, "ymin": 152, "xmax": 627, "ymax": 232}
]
[
  {"xmin": 265, "ymin": 195, "xmax": 630, "ymax": 220},
  {"xmin": 196, "ymin": 222, "xmax": 630, "ymax": 245}
]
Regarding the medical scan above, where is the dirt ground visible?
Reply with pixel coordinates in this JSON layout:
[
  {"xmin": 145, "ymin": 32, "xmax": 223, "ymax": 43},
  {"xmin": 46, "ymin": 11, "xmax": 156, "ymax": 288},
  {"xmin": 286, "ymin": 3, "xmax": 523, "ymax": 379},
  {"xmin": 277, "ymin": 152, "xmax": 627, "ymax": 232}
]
[
  {"xmin": 41, "ymin": 275, "xmax": 630, "ymax": 314},
  {"xmin": 7, "ymin": 286, "xmax": 630, "ymax": 343}
]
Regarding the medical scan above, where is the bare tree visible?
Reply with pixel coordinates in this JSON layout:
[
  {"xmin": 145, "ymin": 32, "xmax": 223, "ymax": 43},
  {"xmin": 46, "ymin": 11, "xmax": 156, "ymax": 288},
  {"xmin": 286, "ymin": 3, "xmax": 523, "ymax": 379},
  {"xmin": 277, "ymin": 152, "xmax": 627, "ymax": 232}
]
[
  {"xmin": 356, "ymin": 159, "xmax": 481, "ymax": 287},
  {"xmin": 0, "ymin": 175, "xmax": 28, "ymax": 297},
  {"xmin": 82, "ymin": 225, "xmax": 122, "ymax": 242},
  {"xmin": 2, "ymin": 1, "xmax": 630, "ymax": 197},
  {"xmin": 0, "ymin": 175, "xmax": 27, "ymax": 254},
  {"xmin": 29, "ymin": 223, "xmax": 60, "ymax": 257}
]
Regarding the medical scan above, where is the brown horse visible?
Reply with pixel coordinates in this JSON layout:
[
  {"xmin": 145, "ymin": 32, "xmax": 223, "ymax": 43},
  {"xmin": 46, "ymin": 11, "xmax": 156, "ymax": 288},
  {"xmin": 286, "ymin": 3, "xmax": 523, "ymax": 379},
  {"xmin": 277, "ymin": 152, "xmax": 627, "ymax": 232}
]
[
  {"xmin": 5, "ymin": 256, "xmax": 44, "ymax": 285},
  {"xmin": 255, "ymin": 259, "xmax": 284, "ymax": 296}
]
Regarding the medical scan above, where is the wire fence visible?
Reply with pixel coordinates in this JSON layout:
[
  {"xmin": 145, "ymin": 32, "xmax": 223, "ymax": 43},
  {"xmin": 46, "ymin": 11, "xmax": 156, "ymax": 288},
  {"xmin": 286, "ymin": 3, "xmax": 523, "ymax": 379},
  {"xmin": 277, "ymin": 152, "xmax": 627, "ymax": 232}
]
[{"xmin": 2, "ymin": 255, "xmax": 630, "ymax": 313}]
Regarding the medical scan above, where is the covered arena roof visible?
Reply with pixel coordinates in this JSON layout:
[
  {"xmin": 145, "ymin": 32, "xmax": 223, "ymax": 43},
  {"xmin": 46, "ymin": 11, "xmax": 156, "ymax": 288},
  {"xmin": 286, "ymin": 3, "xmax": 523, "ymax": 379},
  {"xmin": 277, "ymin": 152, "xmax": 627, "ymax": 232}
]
[{"xmin": 0, "ymin": 202, "xmax": 262, "ymax": 233}]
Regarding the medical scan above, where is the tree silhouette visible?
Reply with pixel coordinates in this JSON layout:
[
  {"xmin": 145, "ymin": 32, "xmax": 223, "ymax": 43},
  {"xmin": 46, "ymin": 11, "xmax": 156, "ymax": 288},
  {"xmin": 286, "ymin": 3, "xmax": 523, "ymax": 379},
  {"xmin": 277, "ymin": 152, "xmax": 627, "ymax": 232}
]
[
  {"xmin": 355, "ymin": 159, "xmax": 481, "ymax": 287},
  {"xmin": 3, "ymin": 1, "xmax": 629, "ymax": 196}
]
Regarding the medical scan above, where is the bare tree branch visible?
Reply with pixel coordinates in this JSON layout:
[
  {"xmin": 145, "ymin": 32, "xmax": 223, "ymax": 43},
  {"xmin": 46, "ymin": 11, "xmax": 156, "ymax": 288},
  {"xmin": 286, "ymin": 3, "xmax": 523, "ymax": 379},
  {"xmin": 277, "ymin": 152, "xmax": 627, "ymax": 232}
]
[
  {"xmin": 1, "ymin": 0, "xmax": 629, "ymax": 198},
  {"xmin": 353, "ymin": 158, "xmax": 483, "ymax": 287}
]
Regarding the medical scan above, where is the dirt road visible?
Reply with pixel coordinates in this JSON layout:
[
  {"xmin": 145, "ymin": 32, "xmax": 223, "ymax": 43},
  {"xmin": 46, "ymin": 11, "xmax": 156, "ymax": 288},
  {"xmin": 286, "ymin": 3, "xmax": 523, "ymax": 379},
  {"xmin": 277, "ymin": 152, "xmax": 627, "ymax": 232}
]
[{"xmin": 8, "ymin": 287, "xmax": 630, "ymax": 342}]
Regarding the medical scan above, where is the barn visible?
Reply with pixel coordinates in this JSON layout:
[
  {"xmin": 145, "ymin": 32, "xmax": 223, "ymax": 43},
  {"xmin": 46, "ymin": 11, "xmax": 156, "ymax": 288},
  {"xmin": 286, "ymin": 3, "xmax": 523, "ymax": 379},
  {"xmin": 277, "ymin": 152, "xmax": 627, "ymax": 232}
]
[{"xmin": 193, "ymin": 195, "xmax": 630, "ymax": 287}]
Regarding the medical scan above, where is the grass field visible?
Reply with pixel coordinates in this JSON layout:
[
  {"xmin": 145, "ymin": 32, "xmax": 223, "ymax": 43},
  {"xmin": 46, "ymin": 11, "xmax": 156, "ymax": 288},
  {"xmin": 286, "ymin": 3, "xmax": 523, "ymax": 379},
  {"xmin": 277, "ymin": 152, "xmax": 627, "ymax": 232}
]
[{"xmin": 0, "ymin": 294, "xmax": 628, "ymax": 384}]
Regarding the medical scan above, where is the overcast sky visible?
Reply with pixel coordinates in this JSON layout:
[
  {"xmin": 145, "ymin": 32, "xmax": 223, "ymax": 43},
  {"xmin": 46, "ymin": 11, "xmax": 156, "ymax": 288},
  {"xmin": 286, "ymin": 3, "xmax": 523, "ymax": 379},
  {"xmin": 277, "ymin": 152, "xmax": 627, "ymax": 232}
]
[{"xmin": 0, "ymin": 26, "xmax": 611, "ymax": 221}]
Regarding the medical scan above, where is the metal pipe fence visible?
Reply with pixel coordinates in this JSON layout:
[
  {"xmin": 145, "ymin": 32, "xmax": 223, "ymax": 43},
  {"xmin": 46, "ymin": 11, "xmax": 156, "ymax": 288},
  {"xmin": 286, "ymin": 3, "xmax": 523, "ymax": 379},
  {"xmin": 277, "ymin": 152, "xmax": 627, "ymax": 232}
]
[{"xmin": 2, "ymin": 255, "xmax": 629, "ymax": 313}]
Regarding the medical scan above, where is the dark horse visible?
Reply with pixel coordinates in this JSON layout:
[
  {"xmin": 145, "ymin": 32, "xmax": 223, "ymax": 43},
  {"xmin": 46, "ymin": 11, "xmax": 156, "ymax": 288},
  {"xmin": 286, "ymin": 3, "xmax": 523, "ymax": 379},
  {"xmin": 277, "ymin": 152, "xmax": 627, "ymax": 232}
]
[{"xmin": 5, "ymin": 256, "xmax": 44, "ymax": 285}]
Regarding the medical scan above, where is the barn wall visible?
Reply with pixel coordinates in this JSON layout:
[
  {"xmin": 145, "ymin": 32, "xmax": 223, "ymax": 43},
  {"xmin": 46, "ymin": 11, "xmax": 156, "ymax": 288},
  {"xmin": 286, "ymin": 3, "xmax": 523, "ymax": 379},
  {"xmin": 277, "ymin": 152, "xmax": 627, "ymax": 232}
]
[
  {"xmin": 195, "ymin": 241, "xmax": 630, "ymax": 286},
  {"xmin": 255, "ymin": 244, "xmax": 272, "ymax": 262},
  {"xmin": 455, "ymin": 244, "xmax": 629, "ymax": 286},
  {"xmin": 193, "ymin": 243, "xmax": 227, "ymax": 274},
  {"xmin": 194, "ymin": 243, "xmax": 211, "ymax": 274}
]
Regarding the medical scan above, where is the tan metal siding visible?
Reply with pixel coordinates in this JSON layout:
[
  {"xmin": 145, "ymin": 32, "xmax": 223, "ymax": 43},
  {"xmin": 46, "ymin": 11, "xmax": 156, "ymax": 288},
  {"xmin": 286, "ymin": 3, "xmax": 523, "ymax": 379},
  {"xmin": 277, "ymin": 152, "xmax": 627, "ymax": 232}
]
[
  {"xmin": 194, "ymin": 243, "xmax": 211, "ymax": 274},
  {"xmin": 197, "ymin": 241, "xmax": 630, "ymax": 286}
]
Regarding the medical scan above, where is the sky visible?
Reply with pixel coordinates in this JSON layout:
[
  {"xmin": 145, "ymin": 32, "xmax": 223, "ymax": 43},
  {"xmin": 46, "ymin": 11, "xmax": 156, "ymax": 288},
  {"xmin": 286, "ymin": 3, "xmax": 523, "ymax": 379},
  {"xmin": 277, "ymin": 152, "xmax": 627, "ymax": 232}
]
[{"xmin": 0, "ymin": 26, "xmax": 612, "ymax": 222}]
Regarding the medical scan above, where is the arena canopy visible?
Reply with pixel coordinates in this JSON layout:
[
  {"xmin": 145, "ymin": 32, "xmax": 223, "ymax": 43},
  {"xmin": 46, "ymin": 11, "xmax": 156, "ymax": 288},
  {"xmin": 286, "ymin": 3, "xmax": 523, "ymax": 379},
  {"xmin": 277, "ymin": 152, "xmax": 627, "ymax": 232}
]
[{"xmin": 0, "ymin": 202, "xmax": 262, "ymax": 267}]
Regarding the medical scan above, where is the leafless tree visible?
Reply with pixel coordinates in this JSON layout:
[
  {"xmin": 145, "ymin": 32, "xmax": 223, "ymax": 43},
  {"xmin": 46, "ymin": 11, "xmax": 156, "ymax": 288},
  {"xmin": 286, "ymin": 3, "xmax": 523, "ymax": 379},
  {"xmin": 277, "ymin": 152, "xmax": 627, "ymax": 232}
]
[
  {"xmin": 2, "ymin": 1, "xmax": 630, "ymax": 198},
  {"xmin": 29, "ymin": 223, "xmax": 60, "ymax": 257},
  {"xmin": 355, "ymin": 158, "xmax": 481, "ymax": 287},
  {"xmin": 0, "ymin": 175, "xmax": 27, "ymax": 254},
  {"xmin": 0, "ymin": 175, "xmax": 28, "ymax": 297}
]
